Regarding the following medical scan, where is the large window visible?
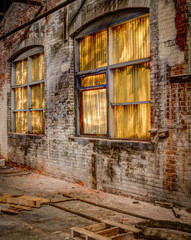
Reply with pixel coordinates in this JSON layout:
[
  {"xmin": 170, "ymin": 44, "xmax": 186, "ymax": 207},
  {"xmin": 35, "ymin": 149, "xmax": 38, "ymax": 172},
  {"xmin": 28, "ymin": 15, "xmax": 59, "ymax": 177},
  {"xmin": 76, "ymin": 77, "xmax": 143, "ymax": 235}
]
[
  {"xmin": 75, "ymin": 13, "xmax": 151, "ymax": 139},
  {"xmin": 11, "ymin": 49, "xmax": 45, "ymax": 134}
]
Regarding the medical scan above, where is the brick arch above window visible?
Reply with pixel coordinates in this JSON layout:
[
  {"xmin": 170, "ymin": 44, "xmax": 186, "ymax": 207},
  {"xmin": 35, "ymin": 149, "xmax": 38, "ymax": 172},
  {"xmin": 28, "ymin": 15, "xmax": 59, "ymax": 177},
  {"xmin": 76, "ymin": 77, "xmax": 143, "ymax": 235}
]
[{"xmin": 74, "ymin": 10, "xmax": 151, "ymax": 140}]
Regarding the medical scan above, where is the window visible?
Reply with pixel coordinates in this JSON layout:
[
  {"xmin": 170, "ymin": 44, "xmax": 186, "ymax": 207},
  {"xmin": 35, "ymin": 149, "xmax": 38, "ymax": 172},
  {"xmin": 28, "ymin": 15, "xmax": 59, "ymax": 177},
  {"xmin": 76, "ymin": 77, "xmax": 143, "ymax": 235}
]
[
  {"xmin": 75, "ymin": 13, "xmax": 151, "ymax": 139},
  {"xmin": 11, "ymin": 49, "xmax": 45, "ymax": 134}
]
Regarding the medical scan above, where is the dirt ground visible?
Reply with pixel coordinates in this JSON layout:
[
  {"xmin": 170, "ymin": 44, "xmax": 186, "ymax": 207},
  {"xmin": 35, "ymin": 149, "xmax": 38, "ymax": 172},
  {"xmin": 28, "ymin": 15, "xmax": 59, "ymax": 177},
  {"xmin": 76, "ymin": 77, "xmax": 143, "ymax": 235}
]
[{"xmin": 0, "ymin": 164, "xmax": 191, "ymax": 240}]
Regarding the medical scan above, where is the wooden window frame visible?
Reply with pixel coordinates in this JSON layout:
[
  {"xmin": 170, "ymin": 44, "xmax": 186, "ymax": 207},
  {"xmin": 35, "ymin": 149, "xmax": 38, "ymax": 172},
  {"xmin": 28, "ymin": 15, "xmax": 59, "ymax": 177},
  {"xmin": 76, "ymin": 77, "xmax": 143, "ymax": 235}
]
[
  {"xmin": 11, "ymin": 47, "xmax": 45, "ymax": 134},
  {"xmin": 74, "ymin": 12, "xmax": 150, "ymax": 140}
]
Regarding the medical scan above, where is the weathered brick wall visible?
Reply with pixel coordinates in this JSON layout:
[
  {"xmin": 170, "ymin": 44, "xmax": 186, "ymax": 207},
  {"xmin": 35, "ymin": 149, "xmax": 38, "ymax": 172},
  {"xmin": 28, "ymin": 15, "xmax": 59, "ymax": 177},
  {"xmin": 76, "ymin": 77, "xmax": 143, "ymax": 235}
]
[{"xmin": 0, "ymin": 0, "xmax": 190, "ymax": 207}]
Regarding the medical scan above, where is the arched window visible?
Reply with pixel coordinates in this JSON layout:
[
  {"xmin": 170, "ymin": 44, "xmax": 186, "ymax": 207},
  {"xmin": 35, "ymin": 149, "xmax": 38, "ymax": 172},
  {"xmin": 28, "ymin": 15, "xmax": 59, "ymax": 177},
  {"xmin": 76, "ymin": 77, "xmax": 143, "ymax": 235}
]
[
  {"xmin": 74, "ymin": 10, "xmax": 150, "ymax": 139},
  {"xmin": 11, "ymin": 46, "xmax": 45, "ymax": 134}
]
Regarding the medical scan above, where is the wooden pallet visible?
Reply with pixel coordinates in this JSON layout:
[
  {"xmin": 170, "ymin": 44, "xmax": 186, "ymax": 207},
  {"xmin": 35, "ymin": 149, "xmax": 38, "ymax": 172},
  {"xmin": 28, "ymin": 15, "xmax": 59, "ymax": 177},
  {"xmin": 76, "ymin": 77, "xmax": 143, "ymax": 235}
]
[{"xmin": 71, "ymin": 220, "xmax": 141, "ymax": 240}]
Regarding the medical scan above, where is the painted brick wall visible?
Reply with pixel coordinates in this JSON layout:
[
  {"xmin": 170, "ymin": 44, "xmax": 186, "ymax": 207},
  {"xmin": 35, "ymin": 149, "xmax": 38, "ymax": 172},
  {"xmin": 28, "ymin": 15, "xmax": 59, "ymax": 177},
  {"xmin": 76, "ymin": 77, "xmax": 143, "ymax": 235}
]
[{"xmin": 0, "ymin": 0, "xmax": 190, "ymax": 208}]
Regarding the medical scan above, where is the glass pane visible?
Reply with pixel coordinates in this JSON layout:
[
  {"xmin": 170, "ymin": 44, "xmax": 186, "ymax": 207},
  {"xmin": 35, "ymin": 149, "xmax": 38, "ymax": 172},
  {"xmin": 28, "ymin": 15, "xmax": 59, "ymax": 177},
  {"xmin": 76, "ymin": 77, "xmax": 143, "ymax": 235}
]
[
  {"xmin": 114, "ymin": 63, "xmax": 150, "ymax": 103},
  {"xmin": 14, "ymin": 87, "xmax": 28, "ymax": 110},
  {"xmin": 114, "ymin": 104, "xmax": 150, "ymax": 139},
  {"xmin": 81, "ymin": 74, "xmax": 106, "ymax": 87},
  {"xmin": 31, "ymin": 110, "xmax": 45, "ymax": 134},
  {"xmin": 32, "ymin": 52, "xmax": 44, "ymax": 82},
  {"xmin": 113, "ymin": 14, "xmax": 150, "ymax": 64},
  {"xmin": 81, "ymin": 89, "xmax": 107, "ymax": 134},
  {"xmin": 32, "ymin": 83, "xmax": 45, "ymax": 109},
  {"xmin": 15, "ymin": 59, "xmax": 28, "ymax": 85},
  {"xmin": 79, "ymin": 30, "xmax": 107, "ymax": 71},
  {"xmin": 15, "ymin": 111, "xmax": 28, "ymax": 133}
]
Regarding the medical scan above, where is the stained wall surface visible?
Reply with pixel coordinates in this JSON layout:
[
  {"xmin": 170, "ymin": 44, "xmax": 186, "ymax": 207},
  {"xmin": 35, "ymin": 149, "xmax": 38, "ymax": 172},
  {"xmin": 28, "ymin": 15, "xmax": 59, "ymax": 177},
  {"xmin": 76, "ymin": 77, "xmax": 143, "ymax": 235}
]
[{"xmin": 0, "ymin": 0, "xmax": 191, "ymax": 207}]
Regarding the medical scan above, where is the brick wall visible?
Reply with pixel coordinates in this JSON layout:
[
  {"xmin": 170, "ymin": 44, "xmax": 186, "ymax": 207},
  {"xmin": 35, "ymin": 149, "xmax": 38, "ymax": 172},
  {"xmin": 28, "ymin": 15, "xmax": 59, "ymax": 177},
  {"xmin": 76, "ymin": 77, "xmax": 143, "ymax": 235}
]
[{"xmin": 0, "ymin": 0, "xmax": 190, "ymax": 207}]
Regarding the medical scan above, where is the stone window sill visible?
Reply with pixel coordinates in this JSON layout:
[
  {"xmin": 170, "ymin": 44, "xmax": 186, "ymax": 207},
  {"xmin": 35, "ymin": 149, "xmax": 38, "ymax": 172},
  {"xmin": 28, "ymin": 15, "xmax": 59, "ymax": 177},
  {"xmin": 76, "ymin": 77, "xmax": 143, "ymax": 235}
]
[
  {"xmin": 69, "ymin": 136, "xmax": 152, "ymax": 151},
  {"xmin": 8, "ymin": 132, "xmax": 45, "ymax": 139}
]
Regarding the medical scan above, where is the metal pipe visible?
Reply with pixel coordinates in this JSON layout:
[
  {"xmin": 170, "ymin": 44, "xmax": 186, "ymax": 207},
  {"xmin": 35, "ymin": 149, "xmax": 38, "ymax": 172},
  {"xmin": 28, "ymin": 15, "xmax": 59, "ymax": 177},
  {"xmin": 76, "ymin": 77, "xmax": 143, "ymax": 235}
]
[{"xmin": 0, "ymin": 0, "xmax": 76, "ymax": 40}]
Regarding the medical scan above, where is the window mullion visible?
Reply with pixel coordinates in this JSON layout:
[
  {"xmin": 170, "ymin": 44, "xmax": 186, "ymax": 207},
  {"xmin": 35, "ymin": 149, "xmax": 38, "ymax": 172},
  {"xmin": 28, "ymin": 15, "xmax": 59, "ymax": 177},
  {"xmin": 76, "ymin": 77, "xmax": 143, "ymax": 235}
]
[
  {"xmin": 27, "ymin": 57, "xmax": 32, "ymax": 134},
  {"xmin": 11, "ymin": 63, "xmax": 16, "ymax": 132},
  {"xmin": 108, "ymin": 27, "xmax": 115, "ymax": 138}
]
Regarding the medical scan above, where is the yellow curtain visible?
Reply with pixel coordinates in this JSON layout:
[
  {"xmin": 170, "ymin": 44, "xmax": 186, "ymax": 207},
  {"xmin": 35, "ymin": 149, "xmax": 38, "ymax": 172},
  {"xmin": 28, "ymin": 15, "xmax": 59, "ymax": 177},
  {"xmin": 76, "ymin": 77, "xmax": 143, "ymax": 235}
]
[
  {"xmin": 82, "ymin": 89, "xmax": 107, "ymax": 134},
  {"xmin": 113, "ymin": 63, "xmax": 150, "ymax": 139},
  {"xmin": 15, "ymin": 59, "xmax": 28, "ymax": 85},
  {"xmin": 81, "ymin": 74, "xmax": 106, "ymax": 87},
  {"xmin": 15, "ymin": 111, "xmax": 28, "ymax": 133},
  {"xmin": 32, "ymin": 83, "xmax": 45, "ymax": 109},
  {"xmin": 114, "ymin": 63, "xmax": 150, "ymax": 103},
  {"xmin": 31, "ymin": 110, "xmax": 45, "ymax": 134},
  {"xmin": 114, "ymin": 104, "xmax": 150, "ymax": 139},
  {"xmin": 15, "ymin": 87, "xmax": 28, "ymax": 110},
  {"xmin": 113, "ymin": 14, "xmax": 150, "ymax": 64},
  {"xmin": 32, "ymin": 52, "xmax": 44, "ymax": 82},
  {"xmin": 79, "ymin": 30, "xmax": 107, "ymax": 71}
]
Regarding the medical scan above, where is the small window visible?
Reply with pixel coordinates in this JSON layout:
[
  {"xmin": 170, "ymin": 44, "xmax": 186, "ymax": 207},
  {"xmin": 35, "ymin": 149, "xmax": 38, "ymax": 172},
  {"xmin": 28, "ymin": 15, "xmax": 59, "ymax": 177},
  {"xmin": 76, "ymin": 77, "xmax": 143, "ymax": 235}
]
[
  {"xmin": 75, "ymin": 13, "xmax": 151, "ymax": 139},
  {"xmin": 11, "ymin": 50, "xmax": 45, "ymax": 134}
]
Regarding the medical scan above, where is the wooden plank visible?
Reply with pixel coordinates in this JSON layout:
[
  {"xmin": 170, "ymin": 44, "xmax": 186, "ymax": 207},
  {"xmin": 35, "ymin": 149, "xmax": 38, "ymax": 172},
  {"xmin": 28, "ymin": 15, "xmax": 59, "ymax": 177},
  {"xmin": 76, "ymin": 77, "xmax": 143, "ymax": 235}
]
[
  {"xmin": 84, "ymin": 223, "xmax": 107, "ymax": 232},
  {"xmin": 0, "ymin": 197, "xmax": 41, "ymax": 208},
  {"xmin": 9, "ymin": 204, "xmax": 31, "ymax": 211},
  {"xmin": 71, "ymin": 227, "xmax": 110, "ymax": 240},
  {"xmin": 1, "ymin": 208, "xmax": 19, "ymax": 215},
  {"xmin": 102, "ymin": 220, "xmax": 141, "ymax": 234},
  {"xmin": 111, "ymin": 232, "xmax": 133, "ymax": 240},
  {"xmin": 18, "ymin": 195, "xmax": 49, "ymax": 204},
  {"xmin": 50, "ymin": 198, "xmax": 76, "ymax": 204},
  {"xmin": 97, "ymin": 227, "xmax": 119, "ymax": 237}
]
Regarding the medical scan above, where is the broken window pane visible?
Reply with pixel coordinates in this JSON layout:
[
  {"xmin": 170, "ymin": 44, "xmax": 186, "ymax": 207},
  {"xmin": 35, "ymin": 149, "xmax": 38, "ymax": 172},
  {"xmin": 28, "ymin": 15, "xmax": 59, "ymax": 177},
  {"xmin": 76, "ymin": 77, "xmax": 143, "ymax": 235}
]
[{"xmin": 79, "ymin": 30, "xmax": 107, "ymax": 71}]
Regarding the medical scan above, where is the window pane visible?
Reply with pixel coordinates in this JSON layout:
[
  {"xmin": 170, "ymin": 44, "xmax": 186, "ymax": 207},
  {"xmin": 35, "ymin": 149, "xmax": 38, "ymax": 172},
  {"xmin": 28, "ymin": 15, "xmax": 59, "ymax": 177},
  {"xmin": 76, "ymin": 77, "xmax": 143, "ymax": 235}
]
[
  {"xmin": 113, "ymin": 14, "xmax": 150, "ymax": 64},
  {"xmin": 15, "ymin": 59, "xmax": 28, "ymax": 85},
  {"xmin": 15, "ymin": 111, "xmax": 28, "ymax": 133},
  {"xmin": 32, "ymin": 83, "xmax": 45, "ymax": 109},
  {"xmin": 79, "ymin": 30, "xmax": 107, "ymax": 71},
  {"xmin": 114, "ymin": 63, "xmax": 150, "ymax": 103},
  {"xmin": 81, "ymin": 74, "xmax": 106, "ymax": 87},
  {"xmin": 14, "ymin": 87, "xmax": 28, "ymax": 110},
  {"xmin": 32, "ymin": 52, "xmax": 44, "ymax": 82},
  {"xmin": 114, "ymin": 104, "xmax": 150, "ymax": 139},
  {"xmin": 31, "ymin": 110, "xmax": 45, "ymax": 134},
  {"xmin": 81, "ymin": 89, "xmax": 107, "ymax": 134}
]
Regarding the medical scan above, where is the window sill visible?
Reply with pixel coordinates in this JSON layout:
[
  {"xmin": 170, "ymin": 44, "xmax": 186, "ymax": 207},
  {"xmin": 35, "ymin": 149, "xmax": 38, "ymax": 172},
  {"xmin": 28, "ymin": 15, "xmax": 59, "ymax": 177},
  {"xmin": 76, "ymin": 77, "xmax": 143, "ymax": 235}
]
[
  {"xmin": 8, "ymin": 132, "xmax": 45, "ymax": 139},
  {"xmin": 69, "ymin": 136, "xmax": 152, "ymax": 151}
]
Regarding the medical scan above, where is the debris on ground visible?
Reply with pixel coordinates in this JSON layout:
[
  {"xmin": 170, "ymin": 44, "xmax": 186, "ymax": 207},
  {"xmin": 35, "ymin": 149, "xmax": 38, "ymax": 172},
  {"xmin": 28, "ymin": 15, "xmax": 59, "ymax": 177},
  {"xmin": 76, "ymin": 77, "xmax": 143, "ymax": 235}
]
[{"xmin": 0, "ymin": 193, "xmax": 49, "ymax": 215}]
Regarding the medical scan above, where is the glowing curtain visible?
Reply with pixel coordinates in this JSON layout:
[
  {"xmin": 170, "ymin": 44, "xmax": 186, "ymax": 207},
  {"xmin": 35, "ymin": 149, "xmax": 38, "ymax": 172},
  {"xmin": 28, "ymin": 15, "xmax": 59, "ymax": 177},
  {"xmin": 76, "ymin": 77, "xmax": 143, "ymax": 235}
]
[
  {"xmin": 15, "ymin": 111, "xmax": 28, "ymax": 133},
  {"xmin": 31, "ymin": 52, "xmax": 45, "ymax": 134},
  {"xmin": 32, "ymin": 52, "xmax": 44, "ymax": 82},
  {"xmin": 113, "ymin": 14, "xmax": 150, "ymax": 64},
  {"xmin": 79, "ymin": 30, "xmax": 107, "ymax": 71},
  {"xmin": 81, "ymin": 74, "xmax": 106, "ymax": 87},
  {"xmin": 82, "ymin": 89, "xmax": 107, "ymax": 135},
  {"xmin": 15, "ymin": 59, "xmax": 28, "ymax": 85}
]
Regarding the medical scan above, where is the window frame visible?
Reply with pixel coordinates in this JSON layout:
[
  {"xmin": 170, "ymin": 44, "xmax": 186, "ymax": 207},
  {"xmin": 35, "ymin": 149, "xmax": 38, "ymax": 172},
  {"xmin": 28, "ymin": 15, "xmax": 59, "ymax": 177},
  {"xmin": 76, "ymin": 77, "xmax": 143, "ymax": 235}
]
[
  {"xmin": 74, "ymin": 12, "xmax": 151, "ymax": 140},
  {"xmin": 11, "ymin": 47, "xmax": 45, "ymax": 135}
]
